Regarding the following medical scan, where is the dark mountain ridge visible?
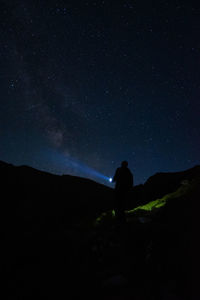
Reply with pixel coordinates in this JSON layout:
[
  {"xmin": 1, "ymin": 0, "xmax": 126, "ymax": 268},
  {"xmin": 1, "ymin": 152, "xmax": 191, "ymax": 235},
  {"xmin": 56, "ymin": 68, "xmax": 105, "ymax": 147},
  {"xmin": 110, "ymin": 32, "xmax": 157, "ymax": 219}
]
[
  {"xmin": 129, "ymin": 165, "xmax": 200, "ymax": 208},
  {"xmin": 0, "ymin": 160, "xmax": 113, "ymax": 224},
  {"xmin": 1, "ymin": 160, "xmax": 200, "ymax": 220},
  {"xmin": 2, "ymin": 160, "xmax": 200, "ymax": 193}
]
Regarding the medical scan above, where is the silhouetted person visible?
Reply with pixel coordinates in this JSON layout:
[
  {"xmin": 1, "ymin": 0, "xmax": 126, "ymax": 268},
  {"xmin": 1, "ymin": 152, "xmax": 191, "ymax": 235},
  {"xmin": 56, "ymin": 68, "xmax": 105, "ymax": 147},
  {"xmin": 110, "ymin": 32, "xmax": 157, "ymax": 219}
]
[{"xmin": 113, "ymin": 161, "xmax": 133, "ymax": 223}]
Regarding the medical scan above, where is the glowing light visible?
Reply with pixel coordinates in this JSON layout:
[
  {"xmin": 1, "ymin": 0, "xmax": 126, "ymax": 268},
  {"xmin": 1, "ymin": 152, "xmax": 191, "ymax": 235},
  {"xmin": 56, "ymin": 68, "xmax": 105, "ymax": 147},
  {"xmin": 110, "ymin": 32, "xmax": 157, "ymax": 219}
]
[{"xmin": 46, "ymin": 148, "xmax": 112, "ymax": 185}]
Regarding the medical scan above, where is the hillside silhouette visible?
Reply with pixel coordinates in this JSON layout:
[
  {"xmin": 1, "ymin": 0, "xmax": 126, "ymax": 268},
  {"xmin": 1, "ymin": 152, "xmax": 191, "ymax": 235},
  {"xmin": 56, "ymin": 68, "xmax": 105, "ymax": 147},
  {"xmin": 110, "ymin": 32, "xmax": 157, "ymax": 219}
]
[
  {"xmin": 1, "ymin": 160, "xmax": 200, "ymax": 299},
  {"xmin": 0, "ymin": 160, "xmax": 113, "ymax": 224}
]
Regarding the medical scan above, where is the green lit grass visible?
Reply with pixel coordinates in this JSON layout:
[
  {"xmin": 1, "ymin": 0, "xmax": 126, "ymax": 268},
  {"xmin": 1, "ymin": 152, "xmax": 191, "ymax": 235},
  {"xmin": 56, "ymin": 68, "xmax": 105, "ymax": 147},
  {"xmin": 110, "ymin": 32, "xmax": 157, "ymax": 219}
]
[
  {"xmin": 127, "ymin": 181, "xmax": 191, "ymax": 216},
  {"xmin": 95, "ymin": 210, "xmax": 115, "ymax": 225},
  {"xmin": 95, "ymin": 180, "xmax": 193, "ymax": 225},
  {"xmin": 126, "ymin": 198, "xmax": 166, "ymax": 214}
]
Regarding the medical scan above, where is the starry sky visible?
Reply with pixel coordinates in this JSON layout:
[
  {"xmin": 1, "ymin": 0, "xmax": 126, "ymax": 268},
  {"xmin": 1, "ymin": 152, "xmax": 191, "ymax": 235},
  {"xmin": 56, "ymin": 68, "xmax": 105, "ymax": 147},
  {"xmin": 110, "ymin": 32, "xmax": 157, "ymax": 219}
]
[{"xmin": 1, "ymin": 0, "xmax": 200, "ymax": 186}]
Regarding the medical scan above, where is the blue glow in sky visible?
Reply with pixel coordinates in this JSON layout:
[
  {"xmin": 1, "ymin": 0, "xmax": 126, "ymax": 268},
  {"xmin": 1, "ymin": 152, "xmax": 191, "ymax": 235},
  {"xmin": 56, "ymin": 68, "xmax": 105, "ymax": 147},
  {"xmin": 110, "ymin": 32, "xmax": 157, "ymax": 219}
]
[{"xmin": 43, "ymin": 148, "xmax": 113, "ymax": 186}]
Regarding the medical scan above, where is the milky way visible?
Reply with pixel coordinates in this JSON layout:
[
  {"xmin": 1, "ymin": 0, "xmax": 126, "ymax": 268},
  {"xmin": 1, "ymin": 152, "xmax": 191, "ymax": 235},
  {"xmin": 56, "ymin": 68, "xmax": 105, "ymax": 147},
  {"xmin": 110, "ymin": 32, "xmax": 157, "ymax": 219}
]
[{"xmin": 1, "ymin": 1, "xmax": 200, "ymax": 185}]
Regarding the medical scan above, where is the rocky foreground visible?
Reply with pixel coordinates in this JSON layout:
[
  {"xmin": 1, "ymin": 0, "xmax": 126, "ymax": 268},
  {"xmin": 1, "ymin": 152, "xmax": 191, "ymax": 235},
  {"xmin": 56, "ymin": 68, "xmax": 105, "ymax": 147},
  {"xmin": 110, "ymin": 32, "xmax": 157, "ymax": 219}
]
[{"xmin": 1, "ymin": 161, "xmax": 200, "ymax": 299}]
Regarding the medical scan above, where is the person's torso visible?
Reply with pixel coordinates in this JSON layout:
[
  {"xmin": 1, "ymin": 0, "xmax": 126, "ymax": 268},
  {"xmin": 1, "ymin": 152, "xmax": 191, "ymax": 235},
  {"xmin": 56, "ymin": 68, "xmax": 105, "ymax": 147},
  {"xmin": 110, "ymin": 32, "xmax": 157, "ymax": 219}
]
[{"xmin": 115, "ymin": 167, "xmax": 132, "ymax": 189}]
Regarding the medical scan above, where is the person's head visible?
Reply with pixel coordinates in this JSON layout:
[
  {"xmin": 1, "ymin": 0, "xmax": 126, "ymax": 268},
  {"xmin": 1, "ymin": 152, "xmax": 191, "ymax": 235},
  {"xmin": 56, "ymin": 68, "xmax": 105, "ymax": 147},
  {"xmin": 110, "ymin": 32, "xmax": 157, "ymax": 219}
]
[{"xmin": 121, "ymin": 161, "xmax": 128, "ymax": 168}]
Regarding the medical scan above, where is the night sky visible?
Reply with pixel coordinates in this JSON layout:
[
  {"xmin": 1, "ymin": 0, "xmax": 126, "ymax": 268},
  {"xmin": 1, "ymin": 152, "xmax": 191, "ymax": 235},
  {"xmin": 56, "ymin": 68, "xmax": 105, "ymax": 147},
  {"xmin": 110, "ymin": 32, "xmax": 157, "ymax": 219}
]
[{"xmin": 1, "ymin": 0, "xmax": 200, "ymax": 186}]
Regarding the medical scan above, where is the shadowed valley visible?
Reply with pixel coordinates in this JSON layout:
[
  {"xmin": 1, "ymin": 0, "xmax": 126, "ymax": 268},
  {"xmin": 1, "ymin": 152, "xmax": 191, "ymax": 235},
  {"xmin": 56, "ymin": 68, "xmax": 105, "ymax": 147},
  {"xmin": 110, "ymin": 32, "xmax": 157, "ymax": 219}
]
[{"xmin": 1, "ymin": 160, "xmax": 200, "ymax": 299}]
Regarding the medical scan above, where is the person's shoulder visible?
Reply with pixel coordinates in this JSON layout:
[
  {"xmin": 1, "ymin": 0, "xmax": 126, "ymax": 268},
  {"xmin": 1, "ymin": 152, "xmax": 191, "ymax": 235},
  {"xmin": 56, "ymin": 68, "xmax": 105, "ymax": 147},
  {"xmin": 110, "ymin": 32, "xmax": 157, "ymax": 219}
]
[{"xmin": 128, "ymin": 168, "xmax": 133, "ymax": 174}]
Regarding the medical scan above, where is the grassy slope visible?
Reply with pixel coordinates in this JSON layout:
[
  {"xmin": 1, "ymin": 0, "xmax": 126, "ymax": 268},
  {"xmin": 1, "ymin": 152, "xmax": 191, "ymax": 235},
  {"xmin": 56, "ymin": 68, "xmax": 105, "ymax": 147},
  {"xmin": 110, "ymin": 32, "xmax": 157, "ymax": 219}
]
[{"xmin": 95, "ymin": 179, "xmax": 194, "ymax": 225}]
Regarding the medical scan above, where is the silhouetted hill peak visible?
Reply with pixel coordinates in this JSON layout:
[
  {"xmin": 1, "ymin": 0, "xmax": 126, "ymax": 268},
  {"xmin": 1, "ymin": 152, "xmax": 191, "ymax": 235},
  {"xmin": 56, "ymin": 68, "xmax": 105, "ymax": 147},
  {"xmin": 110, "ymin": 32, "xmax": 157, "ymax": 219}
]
[
  {"xmin": 0, "ymin": 160, "xmax": 113, "ymax": 223},
  {"xmin": 129, "ymin": 165, "xmax": 200, "ymax": 208}
]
